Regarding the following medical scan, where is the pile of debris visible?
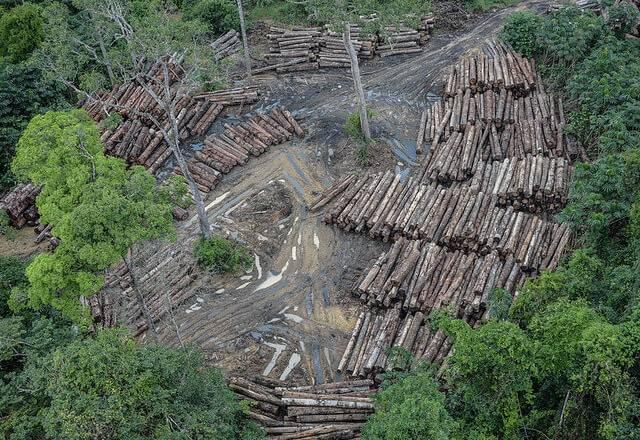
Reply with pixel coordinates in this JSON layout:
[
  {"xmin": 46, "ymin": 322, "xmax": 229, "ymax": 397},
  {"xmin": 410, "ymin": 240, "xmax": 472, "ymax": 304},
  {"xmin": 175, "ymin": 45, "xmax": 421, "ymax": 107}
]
[
  {"xmin": 0, "ymin": 183, "xmax": 40, "ymax": 228},
  {"xmin": 212, "ymin": 29, "xmax": 242, "ymax": 61},
  {"xmin": 177, "ymin": 107, "xmax": 304, "ymax": 195},
  {"xmin": 229, "ymin": 376, "xmax": 374, "ymax": 439}
]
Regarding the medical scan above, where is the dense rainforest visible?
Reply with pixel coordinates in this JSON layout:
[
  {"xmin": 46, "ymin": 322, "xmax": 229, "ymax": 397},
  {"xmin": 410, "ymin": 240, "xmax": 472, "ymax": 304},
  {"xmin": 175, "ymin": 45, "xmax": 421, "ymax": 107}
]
[{"xmin": 1, "ymin": 0, "xmax": 639, "ymax": 439}]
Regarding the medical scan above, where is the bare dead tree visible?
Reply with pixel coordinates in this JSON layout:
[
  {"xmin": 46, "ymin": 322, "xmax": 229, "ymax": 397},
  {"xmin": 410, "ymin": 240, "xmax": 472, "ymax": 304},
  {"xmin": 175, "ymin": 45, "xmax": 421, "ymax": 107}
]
[
  {"xmin": 235, "ymin": 0, "xmax": 253, "ymax": 80},
  {"xmin": 343, "ymin": 23, "xmax": 372, "ymax": 143}
]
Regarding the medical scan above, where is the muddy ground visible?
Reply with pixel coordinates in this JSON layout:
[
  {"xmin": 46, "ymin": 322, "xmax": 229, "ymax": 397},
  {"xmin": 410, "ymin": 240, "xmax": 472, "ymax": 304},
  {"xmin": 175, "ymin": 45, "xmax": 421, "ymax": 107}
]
[{"xmin": 1, "ymin": 0, "xmax": 554, "ymax": 385}]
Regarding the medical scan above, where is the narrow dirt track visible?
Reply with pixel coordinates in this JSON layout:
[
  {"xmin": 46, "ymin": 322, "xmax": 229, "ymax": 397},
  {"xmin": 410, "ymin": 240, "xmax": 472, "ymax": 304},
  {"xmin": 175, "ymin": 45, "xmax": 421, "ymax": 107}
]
[{"xmin": 126, "ymin": 0, "xmax": 554, "ymax": 385}]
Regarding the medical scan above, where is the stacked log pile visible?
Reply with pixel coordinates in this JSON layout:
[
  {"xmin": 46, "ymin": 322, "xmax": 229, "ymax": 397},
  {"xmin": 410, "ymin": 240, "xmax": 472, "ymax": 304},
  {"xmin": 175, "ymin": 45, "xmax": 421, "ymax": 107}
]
[
  {"xmin": 416, "ymin": 42, "xmax": 582, "ymax": 183},
  {"xmin": 212, "ymin": 29, "xmax": 242, "ymax": 60},
  {"xmin": 263, "ymin": 27, "xmax": 322, "ymax": 73},
  {"xmin": 353, "ymin": 238, "xmax": 524, "ymax": 311},
  {"xmin": 320, "ymin": 24, "xmax": 376, "ymax": 67},
  {"xmin": 0, "ymin": 183, "xmax": 40, "ymax": 228},
  {"xmin": 467, "ymin": 155, "xmax": 573, "ymax": 213},
  {"xmin": 317, "ymin": 171, "xmax": 571, "ymax": 261},
  {"xmin": 229, "ymin": 376, "xmax": 374, "ymax": 439},
  {"xmin": 377, "ymin": 26, "xmax": 422, "ymax": 58},
  {"xmin": 178, "ymin": 107, "xmax": 304, "ymax": 194},
  {"xmin": 82, "ymin": 61, "xmax": 257, "ymax": 174},
  {"xmin": 194, "ymin": 86, "xmax": 259, "ymax": 106},
  {"xmin": 338, "ymin": 307, "xmax": 473, "ymax": 377},
  {"xmin": 443, "ymin": 41, "xmax": 536, "ymax": 96},
  {"xmin": 418, "ymin": 14, "xmax": 436, "ymax": 44},
  {"xmin": 258, "ymin": 17, "xmax": 436, "ymax": 73},
  {"xmin": 419, "ymin": 88, "xmax": 575, "ymax": 181},
  {"xmin": 337, "ymin": 229, "xmax": 572, "ymax": 377}
]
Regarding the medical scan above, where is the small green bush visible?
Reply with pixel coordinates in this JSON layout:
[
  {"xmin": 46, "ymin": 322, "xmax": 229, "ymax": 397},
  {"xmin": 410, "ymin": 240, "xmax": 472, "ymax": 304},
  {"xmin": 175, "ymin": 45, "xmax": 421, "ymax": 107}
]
[
  {"xmin": 344, "ymin": 107, "xmax": 375, "ymax": 143},
  {"xmin": 183, "ymin": 0, "xmax": 239, "ymax": 36},
  {"xmin": 500, "ymin": 11, "xmax": 543, "ymax": 58},
  {"xmin": 194, "ymin": 235, "xmax": 252, "ymax": 273},
  {"xmin": 355, "ymin": 144, "xmax": 370, "ymax": 167}
]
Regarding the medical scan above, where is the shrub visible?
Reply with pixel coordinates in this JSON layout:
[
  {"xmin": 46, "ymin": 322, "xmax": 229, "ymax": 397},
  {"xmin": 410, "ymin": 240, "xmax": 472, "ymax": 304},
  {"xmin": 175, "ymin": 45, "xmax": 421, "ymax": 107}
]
[
  {"xmin": 355, "ymin": 143, "xmax": 371, "ymax": 167},
  {"xmin": 500, "ymin": 11, "xmax": 543, "ymax": 58},
  {"xmin": 183, "ymin": 0, "xmax": 239, "ymax": 36},
  {"xmin": 344, "ymin": 107, "xmax": 375, "ymax": 143},
  {"xmin": 194, "ymin": 235, "xmax": 252, "ymax": 273}
]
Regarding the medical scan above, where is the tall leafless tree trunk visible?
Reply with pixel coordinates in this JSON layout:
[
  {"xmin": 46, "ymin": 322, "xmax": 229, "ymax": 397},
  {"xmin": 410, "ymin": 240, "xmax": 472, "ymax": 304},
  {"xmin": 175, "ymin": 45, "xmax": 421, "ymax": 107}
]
[
  {"xmin": 135, "ymin": 63, "xmax": 213, "ymax": 239},
  {"xmin": 343, "ymin": 23, "xmax": 371, "ymax": 143},
  {"xmin": 236, "ymin": 0, "xmax": 252, "ymax": 80}
]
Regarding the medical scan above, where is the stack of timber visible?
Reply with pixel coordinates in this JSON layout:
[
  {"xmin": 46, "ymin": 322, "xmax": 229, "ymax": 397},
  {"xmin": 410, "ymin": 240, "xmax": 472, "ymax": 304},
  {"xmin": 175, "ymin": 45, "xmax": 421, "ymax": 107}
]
[
  {"xmin": 419, "ymin": 88, "xmax": 576, "ymax": 169},
  {"xmin": 0, "ymin": 183, "xmax": 40, "ymax": 228},
  {"xmin": 193, "ymin": 86, "xmax": 259, "ymax": 106},
  {"xmin": 353, "ymin": 239, "xmax": 526, "ymax": 311},
  {"xmin": 258, "ymin": 17, "xmax": 436, "ymax": 73},
  {"xmin": 416, "ymin": 46, "xmax": 581, "ymax": 182},
  {"xmin": 418, "ymin": 14, "xmax": 436, "ymax": 44},
  {"xmin": 338, "ymin": 307, "xmax": 476, "ymax": 377},
  {"xmin": 317, "ymin": 170, "xmax": 570, "ymax": 260},
  {"xmin": 82, "ymin": 64, "xmax": 226, "ymax": 173},
  {"xmin": 442, "ymin": 41, "xmax": 536, "ymax": 96},
  {"xmin": 212, "ymin": 29, "xmax": 242, "ymax": 60},
  {"xmin": 229, "ymin": 376, "xmax": 374, "ymax": 439},
  {"xmin": 467, "ymin": 155, "xmax": 573, "ymax": 213},
  {"xmin": 320, "ymin": 24, "xmax": 376, "ymax": 66},
  {"xmin": 263, "ymin": 26, "xmax": 322, "ymax": 73},
  {"xmin": 339, "ymin": 230, "xmax": 571, "ymax": 377},
  {"xmin": 177, "ymin": 107, "xmax": 304, "ymax": 194},
  {"xmin": 376, "ymin": 26, "xmax": 422, "ymax": 58}
]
